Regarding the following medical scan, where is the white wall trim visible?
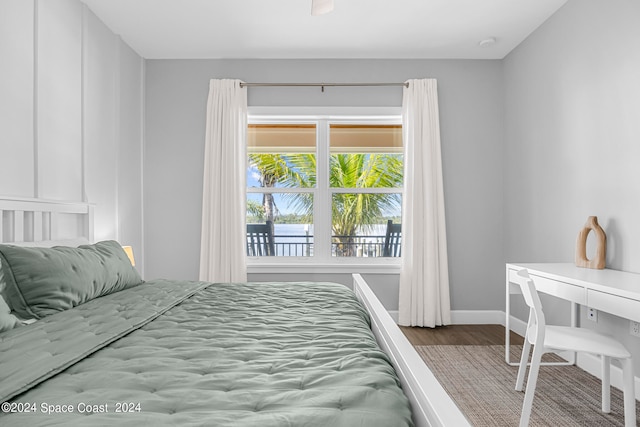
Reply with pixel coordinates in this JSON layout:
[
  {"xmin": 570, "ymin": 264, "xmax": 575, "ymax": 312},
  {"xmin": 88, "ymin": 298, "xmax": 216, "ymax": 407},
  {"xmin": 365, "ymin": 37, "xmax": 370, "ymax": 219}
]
[
  {"xmin": 507, "ymin": 314, "xmax": 528, "ymax": 336},
  {"xmin": 114, "ymin": 35, "xmax": 121, "ymax": 242},
  {"xmin": 388, "ymin": 310, "xmax": 511, "ymax": 327},
  {"xmin": 139, "ymin": 56, "xmax": 146, "ymax": 279},
  {"xmin": 450, "ymin": 310, "xmax": 506, "ymax": 325},
  {"xmin": 81, "ymin": 4, "xmax": 88, "ymax": 203},
  {"xmin": 32, "ymin": 0, "xmax": 39, "ymax": 198}
]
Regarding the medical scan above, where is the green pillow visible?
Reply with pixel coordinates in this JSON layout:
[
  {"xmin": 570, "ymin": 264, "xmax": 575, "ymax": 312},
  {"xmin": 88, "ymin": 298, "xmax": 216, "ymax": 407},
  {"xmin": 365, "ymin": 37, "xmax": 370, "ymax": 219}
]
[{"xmin": 0, "ymin": 240, "xmax": 143, "ymax": 319}]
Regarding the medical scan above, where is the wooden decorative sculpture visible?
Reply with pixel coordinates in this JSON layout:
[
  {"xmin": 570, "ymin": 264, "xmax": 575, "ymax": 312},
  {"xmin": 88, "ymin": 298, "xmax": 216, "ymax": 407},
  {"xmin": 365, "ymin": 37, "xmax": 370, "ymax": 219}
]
[{"xmin": 575, "ymin": 216, "xmax": 606, "ymax": 269}]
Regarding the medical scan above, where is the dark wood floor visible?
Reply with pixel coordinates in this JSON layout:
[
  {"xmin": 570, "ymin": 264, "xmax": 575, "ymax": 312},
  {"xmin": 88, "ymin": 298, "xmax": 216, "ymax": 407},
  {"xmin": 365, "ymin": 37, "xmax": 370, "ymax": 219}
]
[{"xmin": 400, "ymin": 324, "xmax": 524, "ymax": 346}]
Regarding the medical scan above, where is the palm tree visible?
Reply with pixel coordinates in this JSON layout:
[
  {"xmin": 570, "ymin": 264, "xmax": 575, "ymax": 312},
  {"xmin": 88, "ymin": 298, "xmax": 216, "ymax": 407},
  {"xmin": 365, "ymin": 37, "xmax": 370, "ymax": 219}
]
[
  {"xmin": 329, "ymin": 153, "xmax": 402, "ymax": 255},
  {"xmin": 248, "ymin": 152, "xmax": 402, "ymax": 255},
  {"xmin": 248, "ymin": 153, "xmax": 315, "ymax": 223}
]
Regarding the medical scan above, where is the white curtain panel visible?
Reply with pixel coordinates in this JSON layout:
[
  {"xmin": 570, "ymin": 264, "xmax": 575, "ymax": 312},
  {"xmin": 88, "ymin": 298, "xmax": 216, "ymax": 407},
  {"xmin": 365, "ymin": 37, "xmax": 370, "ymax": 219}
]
[
  {"xmin": 199, "ymin": 79, "xmax": 248, "ymax": 282},
  {"xmin": 398, "ymin": 79, "xmax": 451, "ymax": 328}
]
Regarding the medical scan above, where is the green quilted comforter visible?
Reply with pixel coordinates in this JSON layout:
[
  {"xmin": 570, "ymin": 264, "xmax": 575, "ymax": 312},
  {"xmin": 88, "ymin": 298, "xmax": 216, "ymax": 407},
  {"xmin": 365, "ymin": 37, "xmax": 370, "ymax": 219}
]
[{"xmin": 0, "ymin": 280, "xmax": 413, "ymax": 426}]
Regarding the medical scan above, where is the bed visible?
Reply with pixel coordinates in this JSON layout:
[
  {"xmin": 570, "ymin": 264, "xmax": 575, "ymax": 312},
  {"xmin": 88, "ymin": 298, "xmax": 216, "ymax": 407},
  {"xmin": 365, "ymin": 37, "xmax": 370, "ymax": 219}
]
[{"xmin": 0, "ymin": 197, "xmax": 469, "ymax": 427}]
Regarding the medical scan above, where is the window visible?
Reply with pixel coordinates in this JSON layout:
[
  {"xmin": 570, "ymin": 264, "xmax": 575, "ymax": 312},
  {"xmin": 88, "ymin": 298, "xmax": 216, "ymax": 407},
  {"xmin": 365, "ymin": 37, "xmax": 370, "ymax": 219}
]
[
  {"xmin": 247, "ymin": 115, "xmax": 402, "ymax": 262},
  {"xmin": 247, "ymin": 124, "xmax": 316, "ymax": 256}
]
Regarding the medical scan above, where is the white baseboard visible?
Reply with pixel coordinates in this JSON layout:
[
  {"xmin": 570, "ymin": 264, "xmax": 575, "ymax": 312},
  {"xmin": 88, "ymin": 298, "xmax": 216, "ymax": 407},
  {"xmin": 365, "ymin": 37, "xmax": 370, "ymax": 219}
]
[
  {"xmin": 391, "ymin": 309, "xmax": 640, "ymax": 400},
  {"xmin": 387, "ymin": 310, "xmax": 505, "ymax": 325},
  {"xmin": 506, "ymin": 314, "xmax": 527, "ymax": 336},
  {"xmin": 451, "ymin": 310, "xmax": 505, "ymax": 325}
]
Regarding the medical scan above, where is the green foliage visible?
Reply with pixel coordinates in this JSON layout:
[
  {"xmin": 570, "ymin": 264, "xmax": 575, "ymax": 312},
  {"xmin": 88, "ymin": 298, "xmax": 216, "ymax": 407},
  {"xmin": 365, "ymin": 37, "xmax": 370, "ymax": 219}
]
[
  {"xmin": 246, "ymin": 199, "xmax": 265, "ymax": 222},
  {"xmin": 248, "ymin": 154, "xmax": 316, "ymax": 189},
  {"xmin": 273, "ymin": 213, "xmax": 311, "ymax": 225},
  {"xmin": 248, "ymin": 152, "xmax": 403, "ymax": 245},
  {"xmin": 329, "ymin": 153, "xmax": 402, "ymax": 237}
]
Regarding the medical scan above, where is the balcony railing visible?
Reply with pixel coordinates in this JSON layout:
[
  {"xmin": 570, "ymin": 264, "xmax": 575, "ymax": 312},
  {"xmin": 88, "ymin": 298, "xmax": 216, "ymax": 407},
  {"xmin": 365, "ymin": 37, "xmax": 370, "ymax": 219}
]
[
  {"xmin": 271, "ymin": 234, "xmax": 313, "ymax": 257},
  {"xmin": 247, "ymin": 234, "xmax": 400, "ymax": 257}
]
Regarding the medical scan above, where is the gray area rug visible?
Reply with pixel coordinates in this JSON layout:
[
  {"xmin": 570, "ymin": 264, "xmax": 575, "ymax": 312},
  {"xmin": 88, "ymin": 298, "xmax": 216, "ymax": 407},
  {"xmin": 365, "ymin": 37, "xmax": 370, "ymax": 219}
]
[{"xmin": 416, "ymin": 345, "xmax": 639, "ymax": 426}]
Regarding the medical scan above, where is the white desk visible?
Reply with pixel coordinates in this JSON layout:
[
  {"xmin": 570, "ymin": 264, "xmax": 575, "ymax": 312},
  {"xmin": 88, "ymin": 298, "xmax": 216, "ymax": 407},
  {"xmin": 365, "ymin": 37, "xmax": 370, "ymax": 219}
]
[{"xmin": 505, "ymin": 263, "xmax": 640, "ymax": 365}]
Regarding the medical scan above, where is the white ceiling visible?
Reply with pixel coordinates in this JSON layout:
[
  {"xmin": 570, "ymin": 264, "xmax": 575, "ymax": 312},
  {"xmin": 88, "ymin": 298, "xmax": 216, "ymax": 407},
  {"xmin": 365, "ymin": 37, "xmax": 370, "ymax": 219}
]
[{"xmin": 80, "ymin": 0, "xmax": 568, "ymax": 60}]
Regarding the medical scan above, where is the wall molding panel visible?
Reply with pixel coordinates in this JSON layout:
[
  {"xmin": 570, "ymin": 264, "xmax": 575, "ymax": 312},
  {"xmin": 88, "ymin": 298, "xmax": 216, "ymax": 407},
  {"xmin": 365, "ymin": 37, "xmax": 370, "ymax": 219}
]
[
  {"xmin": 36, "ymin": 0, "xmax": 83, "ymax": 202},
  {"xmin": 0, "ymin": 0, "xmax": 144, "ymax": 269},
  {"xmin": 0, "ymin": 0, "xmax": 36, "ymax": 197}
]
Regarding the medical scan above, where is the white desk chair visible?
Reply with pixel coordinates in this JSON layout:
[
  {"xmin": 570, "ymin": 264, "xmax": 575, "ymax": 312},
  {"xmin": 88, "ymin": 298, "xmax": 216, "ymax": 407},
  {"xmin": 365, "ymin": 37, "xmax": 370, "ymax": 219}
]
[{"xmin": 513, "ymin": 269, "xmax": 636, "ymax": 427}]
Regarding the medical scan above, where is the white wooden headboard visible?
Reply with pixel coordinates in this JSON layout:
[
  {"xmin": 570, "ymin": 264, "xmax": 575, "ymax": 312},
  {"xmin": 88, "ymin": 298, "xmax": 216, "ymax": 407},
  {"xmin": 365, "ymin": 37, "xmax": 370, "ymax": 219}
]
[{"xmin": 0, "ymin": 197, "xmax": 94, "ymax": 244}]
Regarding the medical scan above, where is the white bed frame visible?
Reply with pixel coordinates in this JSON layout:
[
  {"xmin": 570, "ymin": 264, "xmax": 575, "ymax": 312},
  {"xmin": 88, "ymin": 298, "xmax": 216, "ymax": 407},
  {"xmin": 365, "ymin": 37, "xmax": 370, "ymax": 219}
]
[
  {"xmin": 0, "ymin": 196, "xmax": 469, "ymax": 427},
  {"xmin": 353, "ymin": 274, "xmax": 470, "ymax": 427},
  {"xmin": 0, "ymin": 197, "xmax": 94, "ymax": 244}
]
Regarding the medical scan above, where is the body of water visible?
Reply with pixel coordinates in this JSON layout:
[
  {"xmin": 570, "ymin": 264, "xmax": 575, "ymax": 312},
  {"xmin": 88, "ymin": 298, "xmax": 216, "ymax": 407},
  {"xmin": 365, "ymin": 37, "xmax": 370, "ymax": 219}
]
[
  {"xmin": 273, "ymin": 223, "xmax": 388, "ymax": 238},
  {"xmin": 269, "ymin": 223, "xmax": 391, "ymax": 257}
]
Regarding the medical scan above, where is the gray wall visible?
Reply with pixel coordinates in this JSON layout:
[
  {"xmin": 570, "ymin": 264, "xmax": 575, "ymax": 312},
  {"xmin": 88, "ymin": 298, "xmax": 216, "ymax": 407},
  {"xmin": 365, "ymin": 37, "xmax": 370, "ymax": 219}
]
[
  {"xmin": 143, "ymin": 59, "xmax": 505, "ymax": 311},
  {"xmin": 0, "ymin": 0, "xmax": 144, "ymax": 272},
  {"xmin": 504, "ymin": 0, "xmax": 640, "ymax": 365},
  {"xmin": 7, "ymin": 1, "xmax": 638, "ymax": 354}
]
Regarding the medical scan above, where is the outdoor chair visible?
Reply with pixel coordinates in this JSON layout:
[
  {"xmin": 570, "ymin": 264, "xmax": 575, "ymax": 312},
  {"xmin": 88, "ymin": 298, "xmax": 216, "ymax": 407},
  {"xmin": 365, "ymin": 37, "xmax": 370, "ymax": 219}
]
[
  {"xmin": 247, "ymin": 220, "xmax": 275, "ymax": 256},
  {"xmin": 382, "ymin": 220, "xmax": 401, "ymax": 257}
]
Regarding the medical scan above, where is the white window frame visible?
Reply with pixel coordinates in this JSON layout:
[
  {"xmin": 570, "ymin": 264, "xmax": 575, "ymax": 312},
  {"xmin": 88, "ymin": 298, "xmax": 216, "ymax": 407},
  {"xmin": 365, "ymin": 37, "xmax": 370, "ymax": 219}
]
[{"xmin": 247, "ymin": 107, "xmax": 403, "ymax": 274}]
